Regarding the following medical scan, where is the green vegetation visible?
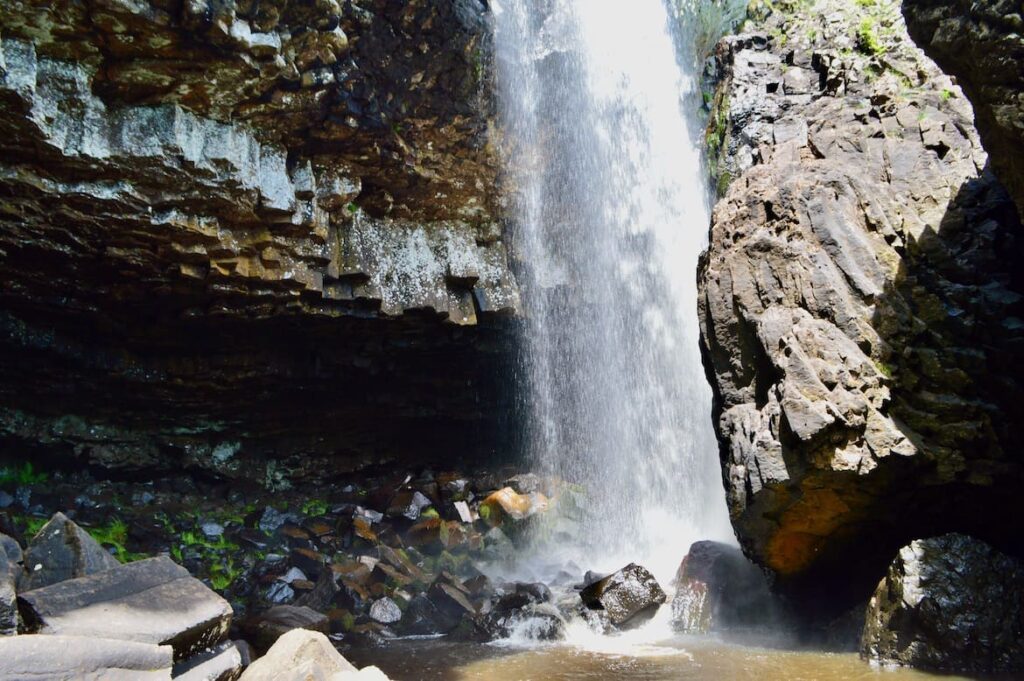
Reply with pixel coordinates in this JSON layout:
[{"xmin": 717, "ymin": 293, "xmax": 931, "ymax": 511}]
[
  {"xmin": 0, "ymin": 461, "xmax": 48, "ymax": 487},
  {"xmin": 941, "ymin": 88, "xmax": 954, "ymax": 102},
  {"xmin": 421, "ymin": 507, "xmax": 440, "ymax": 520},
  {"xmin": 301, "ymin": 498, "xmax": 329, "ymax": 516},
  {"xmin": 856, "ymin": 17, "xmax": 885, "ymax": 56},
  {"xmin": 209, "ymin": 557, "xmax": 242, "ymax": 591},
  {"xmin": 23, "ymin": 516, "xmax": 48, "ymax": 538},
  {"xmin": 86, "ymin": 518, "xmax": 147, "ymax": 563}
]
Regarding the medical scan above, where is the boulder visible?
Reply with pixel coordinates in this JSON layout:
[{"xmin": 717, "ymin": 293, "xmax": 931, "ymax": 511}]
[
  {"xmin": 670, "ymin": 541, "xmax": 779, "ymax": 633},
  {"xmin": 579, "ymin": 563, "xmax": 666, "ymax": 626},
  {"xmin": 18, "ymin": 512, "xmax": 120, "ymax": 591},
  {"xmin": 458, "ymin": 601, "xmax": 566, "ymax": 642},
  {"xmin": 1, "ymin": 534, "xmax": 20, "ymax": 635},
  {"xmin": 241, "ymin": 605, "xmax": 329, "ymax": 653},
  {"xmin": 17, "ymin": 556, "xmax": 232, "ymax": 661},
  {"xmin": 172, "ymin": 640, "xmax": 244, "ymax": 681},
  {"xmin": 238, "ymin": 629, "xmax": 355, "ymax": 681},
  {"xmin": 368, "ymin": 597, "xmax": 401, "ymax": 625},
  {"xmin": 0, "ymin": 634, "xmax": 173, "ymax": 680},
  {"xmin": 861, "ymin": 534, "xmax": 1024, "ymax": 673},
  {"xmin": 425, "ymin": 574, "xmax": 477, "ymax": 632},
  {"xmin": 478, "ymin": 488, "xmax": 548, "ymax": 526}
]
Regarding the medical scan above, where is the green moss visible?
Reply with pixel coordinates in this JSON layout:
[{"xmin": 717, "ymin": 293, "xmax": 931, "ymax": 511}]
[
  {"xmin": 477, "ymin": 504, "xmax": 491, "ymax": 521},
  {"xmin": 874, "ymin": 360, "xmax": 895, "ymax": 379},
  {"xmin": 301, "ymin": 498, "xmax": 329, "ymax": 516},
  {"xmin": 86, "ymin": 518, "xmax": 146, "ymax": 563},
  {"xmin": 421, "ymin": 507, "xmax": 440, "ymax": 520},
  {"xmin": 209, "ymin": 557, "xmax": 242, "ymax": 591},
  {"xmin": 0, "ymin": 461, "xmax": 48, "ymax": 487},
  {"xmin": 22, "ymin": 516, "xmax": 48, "ymax": 538},
  {"xmin": 940, "ymin": 88, "xmax": 954, "ymax": 102}
]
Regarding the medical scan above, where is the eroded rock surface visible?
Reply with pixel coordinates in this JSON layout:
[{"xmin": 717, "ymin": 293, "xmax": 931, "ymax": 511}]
[
  {"xmin": 699, "ymin": 0, "xmax": 1024, "ymax": 610},
  {"xmin": 0, "ymin": 634, "xmax": 174, "ymax": 680},
  {"xmin": 861, "ymin": 533, "xmax": 1024, "ymax": 672},
  {"xmin": 902, "ymin": 0, "xmax": 1024, "ymax": 218},
  {"xmin": 0, "ymin": 0, "xmax": 519, "ymax": 483}
]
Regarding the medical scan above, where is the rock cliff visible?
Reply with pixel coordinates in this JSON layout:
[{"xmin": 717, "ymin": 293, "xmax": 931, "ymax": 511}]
[
  {"xmin": 698, "ymin": 0, "xmax": 1024, "ymax": 612},
  {"xmin": 0, "ymin": 0, "xmax": 520, "ymax": 483},
  {"xmin": 902, "ymin": 0, "xmax": 1024, "ymax": 219}
]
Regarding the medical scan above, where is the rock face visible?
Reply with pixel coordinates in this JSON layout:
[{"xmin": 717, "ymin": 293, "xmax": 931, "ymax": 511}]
[
  {"xmin": 861, "ymin": 534, "xmax": 1024, "ymax": 673},
  {"xmin": 0, "ymin": 534, "xmax": 19, "ymax": 635},
  {"xmin": 0, "ymin": 634, "xmax": 174, "ymax": 680},
  {"xmin": 698, "ymin": 0, "xmax": 1024, "ymax": 611},
  {"xmin": 902, "ymin": 0, "xmax": 1024, "ymax": 218},
  {"xmin": 18, "ymin": 556, "xmax": 232, "ymax": 660},
  {"xmin": 0, "ymin": 0, "xmax": 520, "ymax": 483}
]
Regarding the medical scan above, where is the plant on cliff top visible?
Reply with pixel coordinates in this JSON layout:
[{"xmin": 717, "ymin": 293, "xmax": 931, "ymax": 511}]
[
  {"xmin": 856, "ymin": 17, "xmax": 885, "ymax": 56},
  {"xmin": 675, "ymin": 0, "xmax": 750, "ymax": 65}
]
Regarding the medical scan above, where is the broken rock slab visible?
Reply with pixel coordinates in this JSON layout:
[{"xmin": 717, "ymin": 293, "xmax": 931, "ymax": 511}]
[
  {"xmin": 580, "ymin": 563, "xmax": 666, "ymax": 626},
  {"xmin": 18, "ymin": 556, "xmax": 231, "ymax": 661},
  {"xmin": 18, "ymin": 512, "xmax": 120, "ymax": 591},
  {"xmin": 172, "ymin": 640, "xmax": 245, "ymax": 681},
  {"xmin": 0, "ymin": 634, "xmax": 173, "ymax": 680}
]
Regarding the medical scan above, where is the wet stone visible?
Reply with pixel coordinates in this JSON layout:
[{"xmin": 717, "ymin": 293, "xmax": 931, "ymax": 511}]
[
  {"xmin": 580, "ymin": 563, "xmax": 667, "ymax": 626},
  {"xmin": 241, "ymin": 604, "xmax": 329, "ymax": 653}
]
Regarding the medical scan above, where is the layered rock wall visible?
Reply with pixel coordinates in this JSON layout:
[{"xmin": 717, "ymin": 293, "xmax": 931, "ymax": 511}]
[
  {"xmin": 699, "ymin": 0, "xmax": 1024, "ymax": 611},
  {"xmin": 0, "ymin": 0, "xmax": 520, "ymax": 483}
]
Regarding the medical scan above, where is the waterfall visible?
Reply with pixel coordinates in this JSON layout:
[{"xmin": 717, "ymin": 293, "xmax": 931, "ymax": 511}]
[{"xmin": 494, "ymin": 0, "xmax": 734, "ymax": 583}]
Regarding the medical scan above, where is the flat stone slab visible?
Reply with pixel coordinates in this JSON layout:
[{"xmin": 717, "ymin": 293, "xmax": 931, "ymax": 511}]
[
  {"xmin": 18, "ymin": 556, "xmax": 231, "ymax": 660},
  {"xmin": 0, "ymin": 634, "xmax": 173, "ymax": 680}
]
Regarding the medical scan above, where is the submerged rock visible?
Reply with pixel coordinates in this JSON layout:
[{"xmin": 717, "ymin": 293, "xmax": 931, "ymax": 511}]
[
  {"xmin": 861, "ymin": 534, "xmax": 1024, "ymax": 673},
  {"xmin": 579, "ymin": 563, "xmax": 666, "ymax": 626},
  {"xmin": 18, "ymin": 512, "xmax": 120, "ymax": 591}
]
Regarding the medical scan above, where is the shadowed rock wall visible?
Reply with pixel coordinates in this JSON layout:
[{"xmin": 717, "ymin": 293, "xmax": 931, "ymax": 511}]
[{"xmin": 0, "ymin": 0, "xmax": 521, "ymax": 484}]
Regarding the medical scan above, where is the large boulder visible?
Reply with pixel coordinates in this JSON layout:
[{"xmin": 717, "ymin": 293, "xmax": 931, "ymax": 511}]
[
  {"xmin": 0, "ymin": 634, "xmax": 173, "ymax": 680},
  {"xmin": 671, "ymin": 541, "xmax": 779, "ymax": 633},
  {"xmin": 579, "ymin": 563, "xmax": 666, "ymax": 626},
  {"xmin": 18, "ymin": 512, "xmax": 120, "ymax": 591},
  {"xmin": 698, "ymin": 0, "xmax": 1024, "ymax": 614},
  {"xmin": 18, "ymin": 556, "xmax": 232, "ymax": 661},
  {"xmin": 903, "ymin": 0, "xmax": 1024, "ymax": 218},
  {"xmin": 861, "ymin": 534, "xmax": 1024, "ymax": 673},
  {"xmin": 238, "ymin": 629, "xmax": 389, "ymax": 681}
]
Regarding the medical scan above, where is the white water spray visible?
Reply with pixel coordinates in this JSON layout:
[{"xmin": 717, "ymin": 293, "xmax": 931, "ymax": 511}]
[{"xmin": 494, "ymin": 0, "xmax": 734, "ymax": 592}]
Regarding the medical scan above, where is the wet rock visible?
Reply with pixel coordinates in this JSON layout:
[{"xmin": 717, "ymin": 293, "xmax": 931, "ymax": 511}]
[
  {"xmin": 386, "ymin": 490, "xmax": 432, "ymax": 521},
  {"xmin": 289, "ymin": 548, "xmax": 325, "ymax": 578},
  {"xmin": 293, "ymin": 570, "xmax": 339, "ymax": 612},
  {"xmin": 201, "ymin": 523, "xmax": 225, "ymax": 539},
  {"xmin": 369, "ymin": 597, "xmax": 402, "ymax": 625},
  {"xmin": 238, "ymin": 629, "xmax": 356, "ymax": 681},
  {"xmin": 0, "ymin": 634, "xmax": 173, "ymax": 680},
  {"xmin": 861, "ymin": 534, "xmax": 1024, "ymax": 673},
  {"xmin": 580, "ymin": 563, "xmax": 666, "ymax": 626},
  {"xmin": 172, "ymin": 640, "xmax": 245, "ymax": 681},
  {"xmin": 18, "ymin": 512, "xmax": 120, "ymax": 591},
  {"xmin": 504, "ymin": 473, "xmax": 542, "ymax": 494},
  {"xmin": 265, "ymin": 582, "xmax": 294, "ymax": 605},
  {"xmin": 426, "ymin": 574, "xmax": 477, "ymax": 632},
  {"xmin": 18, "ymin": 556, "xmax": 232, "ymax": 660},
  {"xmin": 479, "ymin": 488, "xmax": 548, "ymax": 526},
  {"xmin": 398, "ymin": 595, "xmax": 446, "ymax": 636},
  {"xmin": 241, "ymin": 605, "xmax": 329, "ymax": 653},
  {"xmin": 671, "ymin": 541, "xmax": 778, "ymax": 633},
  {"xmin": 258, "ymin": 508, "xmax": 289, "ymax": 534},
  {"xmin": 458, "ymin": 602, "xmax": 566, "ymax": 643}
]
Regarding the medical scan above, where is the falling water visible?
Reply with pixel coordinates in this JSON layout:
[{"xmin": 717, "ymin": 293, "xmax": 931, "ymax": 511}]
[{"xmin": 494, "ymin": 0, "xmax": 734, "ymax": 584}]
